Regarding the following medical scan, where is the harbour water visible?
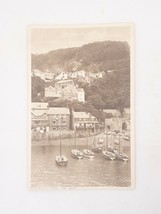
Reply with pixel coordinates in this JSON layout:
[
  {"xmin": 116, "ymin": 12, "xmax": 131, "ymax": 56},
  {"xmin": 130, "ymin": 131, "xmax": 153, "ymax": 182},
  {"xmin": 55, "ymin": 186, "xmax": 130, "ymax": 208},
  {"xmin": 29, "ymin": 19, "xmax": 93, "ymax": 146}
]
[{"xmin": 31, "ymin": 134, "xmax": 131, "ymax": 189}]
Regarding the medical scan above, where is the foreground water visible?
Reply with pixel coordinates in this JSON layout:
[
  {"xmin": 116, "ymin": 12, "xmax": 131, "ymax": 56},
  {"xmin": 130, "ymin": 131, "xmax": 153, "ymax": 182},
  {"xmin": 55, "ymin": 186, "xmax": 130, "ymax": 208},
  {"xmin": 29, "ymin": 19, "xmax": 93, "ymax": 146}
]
[{"xmin": 31, "ymin": 137, "xmax": 131, "ymax": 189}]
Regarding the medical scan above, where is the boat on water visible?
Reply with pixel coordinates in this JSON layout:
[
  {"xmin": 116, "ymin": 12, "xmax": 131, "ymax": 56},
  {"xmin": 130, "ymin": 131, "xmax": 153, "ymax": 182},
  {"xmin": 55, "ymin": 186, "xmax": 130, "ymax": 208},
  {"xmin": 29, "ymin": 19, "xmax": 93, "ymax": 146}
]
[
  {"xmin": 91, "ymin": 144, "xmax": 102, "ymax": 152},
  {"xmin": 55, "ymin": 132, "xmax": 68, "ymax": 166},
  {"xmin": 91, "ymin": 138, "xmax": 102, "ymax": 152},
  {"xmin": 71, "ymin": 149, "xmax": 84, "ymax": 159},
  {"xmin": 83, "ymin": 149, "xmax": 95, "ymax": 158},
  {"xmin": 55, "ymin": 155, "xmax": 68, "ymax": 166},
  {"xmin": 114, "ymin": 135, "xmax": 128, "ymax": 161},
  {"xmin": 123, "ymin": 135, "xmax": 130, "ymax": 141},
  {"xmin": 71, "ymin": 131, "xmax": 83, "ymax": 159},
  {"xmin": 113, "ymin": 150, "xmax": 128, "ymax": 161},
  {"xmin": 102, "ymin": 131, "xmax": 116, "ymax": 160},
  {"xmin": 102, "ymin": 150, "xmax": 115, "ymax": 160},
  {"xmin": 83, "ymin": 130, "xmax": 95, "ymax": 158}
]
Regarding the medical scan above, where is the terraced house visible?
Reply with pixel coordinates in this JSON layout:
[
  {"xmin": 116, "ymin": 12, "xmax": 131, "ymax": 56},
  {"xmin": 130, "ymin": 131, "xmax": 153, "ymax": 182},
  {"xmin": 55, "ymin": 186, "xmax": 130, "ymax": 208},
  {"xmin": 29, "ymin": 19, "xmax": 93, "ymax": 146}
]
[{"xmin": 31, "ymin": 102, "xmax": 70, "ymax": 131}]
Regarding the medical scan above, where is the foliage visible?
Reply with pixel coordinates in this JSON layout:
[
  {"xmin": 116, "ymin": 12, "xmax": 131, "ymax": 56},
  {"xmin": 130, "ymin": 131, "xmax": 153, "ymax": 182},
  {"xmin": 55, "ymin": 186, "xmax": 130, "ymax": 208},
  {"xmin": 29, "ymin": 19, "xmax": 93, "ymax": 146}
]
[
  {"xmin": 31, "ymin": 41, "xmax": 130, "ymax": 119},
  {"xmin": 32, "ymin": 41, "xmax": 130, "ymax": 73}
]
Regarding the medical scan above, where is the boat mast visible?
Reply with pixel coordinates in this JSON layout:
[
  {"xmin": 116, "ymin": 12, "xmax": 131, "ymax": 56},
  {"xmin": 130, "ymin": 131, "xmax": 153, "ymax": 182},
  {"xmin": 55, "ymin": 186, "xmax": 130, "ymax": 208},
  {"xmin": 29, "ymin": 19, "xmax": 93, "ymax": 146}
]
[
  {"xmin": 106, "ymin": 130, "xmax": 108, "ymax": 149},
  {"xmin": 87, "ymin": 127, "xmax": 89, "ymax": 149},
  {"xmin": 74, "ymin": 130, "xmax": 76, "ymax": 149},
  {"xmin": 118, "ymin": 134, "xmax": 120, "ymax": 155},
  {"xmin": 60, "ymin": 132, "xmax": 62, "ymax": 157}
]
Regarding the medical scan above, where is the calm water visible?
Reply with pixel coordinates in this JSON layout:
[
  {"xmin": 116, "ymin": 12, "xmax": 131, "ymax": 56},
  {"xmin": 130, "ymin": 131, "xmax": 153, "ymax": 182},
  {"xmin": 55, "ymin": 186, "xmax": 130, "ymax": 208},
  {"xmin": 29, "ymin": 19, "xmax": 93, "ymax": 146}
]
[{"xmin": 31, "ymin": 139, "xmax": 131, "ymax": 189}]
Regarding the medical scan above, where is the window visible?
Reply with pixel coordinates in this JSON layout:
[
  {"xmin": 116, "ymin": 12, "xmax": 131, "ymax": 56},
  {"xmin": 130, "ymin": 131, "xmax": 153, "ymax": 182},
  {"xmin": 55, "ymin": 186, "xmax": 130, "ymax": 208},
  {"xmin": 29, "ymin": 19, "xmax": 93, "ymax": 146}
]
[{"xmin": 53, "ymin": 120, "xmax": 56, "ymax": 124}]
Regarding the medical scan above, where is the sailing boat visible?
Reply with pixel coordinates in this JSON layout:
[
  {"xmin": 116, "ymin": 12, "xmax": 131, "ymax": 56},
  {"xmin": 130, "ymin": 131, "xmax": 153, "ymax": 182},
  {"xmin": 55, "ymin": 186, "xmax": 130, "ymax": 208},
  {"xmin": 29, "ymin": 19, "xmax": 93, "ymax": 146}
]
[
  {"xmin": 102, "ymin": 131, "xmax": 116, "ymax": 160},
  {"xmin": 55, "ymin": 132, "xmax": 68, "ymax": 166},
  {"xmin": 113, "ymin": 134, "xmax": 128, "ymax": 161},
  {"xmin": 91, "ymin": 137, "xmax": 102, "ymax": 152},
  {"xmin": 71, "ymin": 131, "xmax": 83, "ymax": 159},
  {"xmin": 83, "ymin": 129, "xmax": 94, "ymax": 158}
]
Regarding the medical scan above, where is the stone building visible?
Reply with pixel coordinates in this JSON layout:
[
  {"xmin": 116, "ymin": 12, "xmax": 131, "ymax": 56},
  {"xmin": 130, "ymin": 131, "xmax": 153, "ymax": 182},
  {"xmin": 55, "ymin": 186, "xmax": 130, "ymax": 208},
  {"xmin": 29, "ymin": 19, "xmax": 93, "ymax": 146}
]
[{"xmin": 48, "ymin": 107, "xmax": 70, "ymax": 130}]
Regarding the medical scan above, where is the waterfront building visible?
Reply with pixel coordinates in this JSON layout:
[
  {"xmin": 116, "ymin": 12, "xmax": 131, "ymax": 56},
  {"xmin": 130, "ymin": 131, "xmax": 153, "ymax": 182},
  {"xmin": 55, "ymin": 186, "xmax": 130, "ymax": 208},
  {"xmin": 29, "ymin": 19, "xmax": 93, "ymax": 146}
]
[
  {"xmin": 31, "ymin": 109, "xmax": 49, "ymax": 130},
  {"xmin": 31, "ymin": 103, "xmax": 71, "ymax": 131},
  {"xmin": 105, "ymin": 118, "xmax": 122, "ymax": 131},
  {"xmin": 48, "ymin": 107, "xmax": 70, "ymax": 130},
  {"xmin": 73, "ymin": 111, "xmax": 100, "ymax": 131}
]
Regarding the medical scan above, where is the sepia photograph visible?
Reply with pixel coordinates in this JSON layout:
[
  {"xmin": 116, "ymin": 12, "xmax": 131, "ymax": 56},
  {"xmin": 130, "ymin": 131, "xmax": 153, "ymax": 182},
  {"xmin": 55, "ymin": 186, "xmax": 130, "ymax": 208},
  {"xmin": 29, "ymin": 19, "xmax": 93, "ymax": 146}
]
[{"xmin": 28, "ymin": 24, "xmax": 134, "ymax": 190}]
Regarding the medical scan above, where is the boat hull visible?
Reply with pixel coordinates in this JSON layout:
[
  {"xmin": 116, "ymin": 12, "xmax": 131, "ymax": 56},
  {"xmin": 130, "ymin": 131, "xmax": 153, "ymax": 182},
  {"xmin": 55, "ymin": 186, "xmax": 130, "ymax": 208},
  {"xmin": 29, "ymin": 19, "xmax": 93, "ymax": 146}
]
[
  {"xmin": 91, "ymin": 144, "xmax": 102, "ymax": 153},
  {"xmin": 83, "ymin": 149, "xmax": 94, "ymax": 158},
  {"xmin": 71, "ymin": 149, "xmax": 83, "ymax": 159},
  {"xmin": 114, "ymin": 152, "xmax": 128, "ymax": 161},
  {"xmin": 102, "ymin": 150, "xmax": 116, "ymax": 160},
  {"xmin": 55, "ymin": 155, "xmax": 68, "ymax": 166}
]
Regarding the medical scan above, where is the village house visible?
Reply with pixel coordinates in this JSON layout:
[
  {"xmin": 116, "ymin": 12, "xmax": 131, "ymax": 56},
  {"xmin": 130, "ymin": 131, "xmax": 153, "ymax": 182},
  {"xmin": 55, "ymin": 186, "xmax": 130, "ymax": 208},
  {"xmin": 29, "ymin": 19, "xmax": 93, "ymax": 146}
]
[
  {"xmin": 45, "ymin": 86, "xmax": 61, "ymax": 98},
  {"xmin": 103, "ymin": 109, "xmax": 121, "ymax": 118},
  {"xmin": 77, "ymin": 88, "xmax": 85, "ymax": 102},
  {"xmin": 73, "ymin": 111, "xmax": 102, "ymax": 131},
  {"xmin": 55, "ymin": 72, "xmax": 68, "ymax": 80},
  {"xmin": 55, "ymin": 79, "xmax": 78, "ymax": 101},
  {"xmin": 33, "ymin": 69, "xmax": 54, "ymax": 82},
  {"xmin": 89, "ymin": 71, "xmax": 104, "ymax": 79},
  {"xmin": 31, "ymin": 109, "xmax": 49, "ymax": 131},
  {"xmin": 31, "ymin": 103, "xmax": 71, "ymax": 131},
  {"xmin": 44, "ymin": 72, "xmax": 55, "ymax": 82},
  {"xmin": 33, "ymin": 69, "xmax": 45, "ymax": 80},
  {"xmin": 68, "ymin": 70, "xmax": 86, "ymax": 79},
  {"xmin": 105, "ymin": 108, "xmax": 131, "ymax": 132},
  {"xmin": 105, "ymin": 117, "xmax": 122, "ymax": 132},
  {"xmin": 31, "ymin": 102, "xmax": 49, "ymax": 110},
  {"xmin": 48, "ymin": 107, "xmax": 70, "ymax": 130}
]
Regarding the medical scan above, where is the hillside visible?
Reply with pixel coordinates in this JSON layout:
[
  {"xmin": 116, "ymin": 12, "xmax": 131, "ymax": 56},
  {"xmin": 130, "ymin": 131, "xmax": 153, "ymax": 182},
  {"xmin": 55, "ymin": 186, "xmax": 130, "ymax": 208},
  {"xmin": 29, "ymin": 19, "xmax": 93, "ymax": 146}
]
[
  {"xmin": 31, "ymin": 41, "xmax": 130, "ymax": 73},
  {"xmin": 31, "ymin": 41, "xmax": 130, "ymax": 119}
]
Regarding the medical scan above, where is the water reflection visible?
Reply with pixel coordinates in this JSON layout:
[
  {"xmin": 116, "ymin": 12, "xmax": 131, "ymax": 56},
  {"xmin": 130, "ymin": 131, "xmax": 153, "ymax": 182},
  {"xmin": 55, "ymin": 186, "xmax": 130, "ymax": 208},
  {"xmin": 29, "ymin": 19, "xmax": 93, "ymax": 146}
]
[{"xmin": 31, "ymin": 145, "xmax": 131, "ymax": 189}]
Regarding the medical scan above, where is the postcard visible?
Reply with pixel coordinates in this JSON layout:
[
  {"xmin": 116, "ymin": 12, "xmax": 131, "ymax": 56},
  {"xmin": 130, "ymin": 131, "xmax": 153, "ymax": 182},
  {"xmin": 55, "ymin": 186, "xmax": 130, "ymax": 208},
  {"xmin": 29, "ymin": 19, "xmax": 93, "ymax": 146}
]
[{"xmin": 28, "ymin": 24, "xmax": 135, "ymax": 190}]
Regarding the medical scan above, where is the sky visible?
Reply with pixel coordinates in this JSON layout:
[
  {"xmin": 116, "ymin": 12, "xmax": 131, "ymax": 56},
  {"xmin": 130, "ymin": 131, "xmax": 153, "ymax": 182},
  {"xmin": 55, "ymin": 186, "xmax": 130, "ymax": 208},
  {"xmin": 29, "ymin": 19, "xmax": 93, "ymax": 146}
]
[{"xmin": 30, "ymin": 25, "xmax": 131, "ymax": 54}]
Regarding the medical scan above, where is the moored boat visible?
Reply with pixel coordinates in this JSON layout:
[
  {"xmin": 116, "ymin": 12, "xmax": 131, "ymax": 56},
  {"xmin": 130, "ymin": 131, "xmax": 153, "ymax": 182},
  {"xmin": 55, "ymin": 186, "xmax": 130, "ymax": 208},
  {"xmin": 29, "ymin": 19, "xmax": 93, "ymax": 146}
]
[
  {"xmin": 71, "ymin": 131, "xmax": 83, "ymax": 159},
  {"xmin": 55, "ymin": 132, "xmax": 68, "ymax": 166},
  {"xmin": 91, "ymin": 144, "xmax": 102, "ymax": 152},
  {"xmin": 91, "ymin": 138, "xmax": 102, "ymax": 152},
  {"xmin": 114, "ymin": 135, "xmax": 128, "ymax": 161},
  {"xmin": 114, "ymin": 151, "xmax": 128, "ymax": 161},
  {"xmin": 71, "ymin": 149, "xmax": 83, "ymax": 159},
  {"xmin": 55, "ymin": 155, "xmax": 68, "ymax": 166},
  {"xmin": 102, "ymin": 130, "xmax": 116, "ymax": 160},
  {"xmin": 102, "ymin": 150, "xmax": 116, "ymax": 160},
  {"xmin": 83, "ymin": 149, "xmax": 95, "ymax": 158},
  {"xmin": 83, "ymin": 128, "xmax": 95, "ymax": 158}
]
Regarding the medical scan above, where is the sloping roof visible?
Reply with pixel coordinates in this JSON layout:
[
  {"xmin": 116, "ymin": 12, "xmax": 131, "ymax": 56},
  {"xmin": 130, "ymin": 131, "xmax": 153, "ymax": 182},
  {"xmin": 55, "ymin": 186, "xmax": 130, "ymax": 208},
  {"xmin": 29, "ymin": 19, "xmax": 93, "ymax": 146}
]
[
  {"xmin": 31, "ymin": 109, "xmax": 47, "ymax": 117},
  {"xmin": 31, "ymin": 102, "xmax": 48, "ymax": 110},
  {"xmin": 73, "ymin": 111, "xmax": 94, "ymax": 119},
  {"xmin": 56, "ymin": 79, "xmax": 73, "ymax": 84},
  {"xmin": 45, "ymin": 86, "xmax": 55, "ymax": 90},
  {"xmin": 48, "ymin": 107, "xmax": 70, "ymax": 115},
  {"xmin": 103, "ymin": 109, "xmax": 121, "ymax": 116}
]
